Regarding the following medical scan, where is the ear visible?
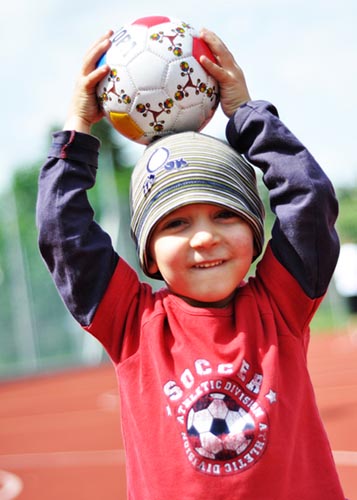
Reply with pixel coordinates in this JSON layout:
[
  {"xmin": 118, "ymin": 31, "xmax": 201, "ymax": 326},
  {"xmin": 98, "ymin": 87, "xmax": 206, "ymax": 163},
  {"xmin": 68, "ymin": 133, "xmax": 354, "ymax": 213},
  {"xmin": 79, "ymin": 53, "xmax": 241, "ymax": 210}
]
[{"xmin": 146, "ymin": 255, "xmax": 159, "ymax": 275}]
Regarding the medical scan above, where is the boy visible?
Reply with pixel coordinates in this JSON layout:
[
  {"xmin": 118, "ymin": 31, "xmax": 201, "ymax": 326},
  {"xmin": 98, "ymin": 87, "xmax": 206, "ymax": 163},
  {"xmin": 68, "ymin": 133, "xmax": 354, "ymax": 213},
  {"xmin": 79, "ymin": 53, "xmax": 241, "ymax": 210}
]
[{"xmin": 36, "ymin": 28, "xmax": 346, "ymax": 499}]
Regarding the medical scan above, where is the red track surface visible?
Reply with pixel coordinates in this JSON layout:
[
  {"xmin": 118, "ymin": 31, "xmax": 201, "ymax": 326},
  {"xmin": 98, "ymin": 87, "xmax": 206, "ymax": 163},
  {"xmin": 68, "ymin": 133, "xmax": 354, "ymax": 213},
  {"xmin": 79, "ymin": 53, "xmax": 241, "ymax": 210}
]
[{"xmin": 1, "ymin": 331, "xmax": 356, "ymax": 500}]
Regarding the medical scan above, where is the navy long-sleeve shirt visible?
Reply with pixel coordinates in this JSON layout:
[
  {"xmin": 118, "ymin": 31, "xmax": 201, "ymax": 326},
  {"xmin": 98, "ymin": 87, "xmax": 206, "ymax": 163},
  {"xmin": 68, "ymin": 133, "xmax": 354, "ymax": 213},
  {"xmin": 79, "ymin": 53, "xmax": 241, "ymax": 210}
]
[{"xmin": 36, "ymin": 100, "xmax": 339, "ymax": 326}]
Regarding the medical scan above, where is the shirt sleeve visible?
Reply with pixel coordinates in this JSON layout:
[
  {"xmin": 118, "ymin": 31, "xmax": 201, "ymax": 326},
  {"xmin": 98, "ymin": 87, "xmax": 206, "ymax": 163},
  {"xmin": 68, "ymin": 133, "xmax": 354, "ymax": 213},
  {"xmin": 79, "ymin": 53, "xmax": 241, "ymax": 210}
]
[
  {"xmin": 226, "ymin": 100, "xmax": 340, "ymax": 298},
  {"xmin": 36, "ymin": 130, "xmax": 119, "ymax": 326}
]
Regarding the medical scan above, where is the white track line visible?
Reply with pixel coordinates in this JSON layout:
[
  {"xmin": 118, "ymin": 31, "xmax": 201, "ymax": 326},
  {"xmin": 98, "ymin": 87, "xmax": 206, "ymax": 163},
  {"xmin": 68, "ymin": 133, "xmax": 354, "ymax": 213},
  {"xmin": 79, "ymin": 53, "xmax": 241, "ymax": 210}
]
[
  {"xmin": 0, "ymin": 449, "xmax": 356, "ymax": 469},
  {"xmin": 0, "ymin": 470, "xmax": 23, "ymax": 500},
  {"xmin": 0, "ymin": 449, "xmax": 126, "ymax": 469},
  {"xmin": 333, "ymin": 450, "xmax": 357, "ymax": 466}
]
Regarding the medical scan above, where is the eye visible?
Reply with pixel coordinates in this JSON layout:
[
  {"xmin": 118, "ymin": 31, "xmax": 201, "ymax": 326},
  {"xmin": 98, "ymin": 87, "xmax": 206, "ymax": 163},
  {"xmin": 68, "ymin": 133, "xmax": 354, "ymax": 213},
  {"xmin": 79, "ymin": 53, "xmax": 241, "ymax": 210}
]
[
  {"xmin": 164, "ymin": 219, "xmax": 185, "ymax": 229},
  {"xmin": 216, "ymin": 209, "xmax": 239, "ymax": 220},
  {"xmin": 158, "ymin": 217, "xmax": 188, "ymax": 232}
]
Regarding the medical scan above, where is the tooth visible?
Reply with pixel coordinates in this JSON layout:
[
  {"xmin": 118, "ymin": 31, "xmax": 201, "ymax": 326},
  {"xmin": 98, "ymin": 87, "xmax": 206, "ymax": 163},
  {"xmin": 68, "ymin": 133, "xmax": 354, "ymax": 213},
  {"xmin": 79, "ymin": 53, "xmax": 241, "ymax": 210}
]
[{"xmin": 196, "ymin": 261, "xmax": 222, "ymax": 268}]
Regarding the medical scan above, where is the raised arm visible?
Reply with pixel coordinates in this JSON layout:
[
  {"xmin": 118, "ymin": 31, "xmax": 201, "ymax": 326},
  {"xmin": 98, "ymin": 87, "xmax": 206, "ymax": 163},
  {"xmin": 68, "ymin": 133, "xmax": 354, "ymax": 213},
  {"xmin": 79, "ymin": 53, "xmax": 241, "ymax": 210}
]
[
  {"xmin": 200, "ymin": 30, "xmax": 339, "ymax": 298},
  {"xmin": 36, "ymin": 32, "xmax": 120, "ymax": 326},
  {"xmin": 227, "ymin": 101, "xmax": 339, "ymax": 298}
]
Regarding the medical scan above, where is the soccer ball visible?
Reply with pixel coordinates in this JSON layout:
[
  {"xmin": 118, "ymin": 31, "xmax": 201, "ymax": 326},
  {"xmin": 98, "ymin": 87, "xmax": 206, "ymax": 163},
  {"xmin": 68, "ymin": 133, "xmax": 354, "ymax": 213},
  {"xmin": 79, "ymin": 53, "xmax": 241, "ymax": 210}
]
[
  {"xmin": 187, "ymin": 392, "xmax": 255, "ymax": 460},
  {"xmin": 96, "ymin": 16, "xmax": 220, "ymax": 145}
]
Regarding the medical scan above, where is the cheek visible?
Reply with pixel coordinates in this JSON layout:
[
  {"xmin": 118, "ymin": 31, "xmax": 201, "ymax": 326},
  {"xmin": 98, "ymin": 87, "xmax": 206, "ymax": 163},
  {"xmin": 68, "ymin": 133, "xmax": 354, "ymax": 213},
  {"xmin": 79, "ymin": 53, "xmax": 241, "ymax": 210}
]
[
  {"xmin": 233, "ymin": 227, "xmax": 254, "ymax": 247},
  {"xmin": 148, "ymin": 236, "xmax": 178, "ymax": 277},
  {"xmin": 158, "ymin": 238, "xmax": 179, "ymax": 267},
  {"xmin": 232, "ymin": 229, "xmax": 255, "ymax": 261}
]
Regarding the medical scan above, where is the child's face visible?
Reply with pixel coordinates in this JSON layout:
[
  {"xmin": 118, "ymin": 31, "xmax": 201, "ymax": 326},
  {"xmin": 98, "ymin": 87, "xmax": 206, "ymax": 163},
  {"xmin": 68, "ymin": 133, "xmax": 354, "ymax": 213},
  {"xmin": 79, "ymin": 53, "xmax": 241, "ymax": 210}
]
[{"xmin": 147, "ymin": 203, "xmax": 255, "ymax": 307}]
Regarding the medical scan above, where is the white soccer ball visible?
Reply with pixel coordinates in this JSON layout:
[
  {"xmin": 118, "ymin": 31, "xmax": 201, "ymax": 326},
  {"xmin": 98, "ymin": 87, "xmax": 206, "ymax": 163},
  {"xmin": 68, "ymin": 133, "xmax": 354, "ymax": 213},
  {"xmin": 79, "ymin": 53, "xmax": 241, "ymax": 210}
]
[
  {"xmin": 96, "ymin": 16, "xmax": 220, "ymax": 145},
  {"xmin": 187, "ymin": 392, "xmax": 255, "ymax": 460}
]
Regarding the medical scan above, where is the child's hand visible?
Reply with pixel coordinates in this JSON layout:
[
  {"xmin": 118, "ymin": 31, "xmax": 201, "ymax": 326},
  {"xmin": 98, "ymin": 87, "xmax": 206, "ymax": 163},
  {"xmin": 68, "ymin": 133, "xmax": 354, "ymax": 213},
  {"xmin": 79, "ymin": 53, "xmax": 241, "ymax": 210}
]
[
  {"xmin": 63, "ymin": 31, "xmax": 113, "ymax": 134},
  {"xmin": 199, "ymin": 29, "xmax": 250, "ymax": 118}
]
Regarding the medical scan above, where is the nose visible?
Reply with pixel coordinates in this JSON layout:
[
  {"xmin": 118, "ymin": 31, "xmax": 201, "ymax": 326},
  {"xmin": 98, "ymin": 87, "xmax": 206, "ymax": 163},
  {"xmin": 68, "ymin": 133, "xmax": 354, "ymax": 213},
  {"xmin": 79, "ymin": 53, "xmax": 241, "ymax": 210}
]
[{"xmin": 190, "ymin": 229, "xmax": 219, "ymax": 249}]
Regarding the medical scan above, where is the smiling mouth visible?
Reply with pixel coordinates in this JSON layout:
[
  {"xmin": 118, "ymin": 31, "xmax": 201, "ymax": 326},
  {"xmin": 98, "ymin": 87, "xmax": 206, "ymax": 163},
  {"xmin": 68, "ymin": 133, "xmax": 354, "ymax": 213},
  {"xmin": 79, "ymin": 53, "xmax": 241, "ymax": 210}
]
[{"xmin": 194, "ymin": 260, "xmax": 224, "ymax": 269}]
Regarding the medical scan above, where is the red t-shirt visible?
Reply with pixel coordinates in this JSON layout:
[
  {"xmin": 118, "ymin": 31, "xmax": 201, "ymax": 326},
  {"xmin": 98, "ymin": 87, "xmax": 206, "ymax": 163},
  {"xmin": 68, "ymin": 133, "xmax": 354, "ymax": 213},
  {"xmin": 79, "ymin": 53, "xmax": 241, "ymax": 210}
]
[{"xmin": 86, "ymin": 244, "xmax": 345, "ymax": 500}]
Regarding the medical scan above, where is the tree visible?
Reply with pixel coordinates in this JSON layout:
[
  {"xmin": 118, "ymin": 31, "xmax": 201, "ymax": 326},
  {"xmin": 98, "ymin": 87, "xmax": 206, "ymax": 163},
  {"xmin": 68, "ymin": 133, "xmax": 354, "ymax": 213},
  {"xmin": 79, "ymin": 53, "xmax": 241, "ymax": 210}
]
[
  {"xmin": 336, "ymin": 186, "xmax": 357, "ymax": 243},
  {"xmin": 0, "ymin": 121, "xmax": 135, "ymax": 377}
]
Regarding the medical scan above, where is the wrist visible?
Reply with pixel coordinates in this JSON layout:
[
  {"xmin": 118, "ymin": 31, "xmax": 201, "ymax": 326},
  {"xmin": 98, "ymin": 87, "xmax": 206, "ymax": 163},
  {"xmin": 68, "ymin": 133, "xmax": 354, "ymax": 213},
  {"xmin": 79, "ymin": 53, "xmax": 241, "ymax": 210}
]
[{"xmin": 63, "ymin": 115, "xmax": 92, "ymax": 135}]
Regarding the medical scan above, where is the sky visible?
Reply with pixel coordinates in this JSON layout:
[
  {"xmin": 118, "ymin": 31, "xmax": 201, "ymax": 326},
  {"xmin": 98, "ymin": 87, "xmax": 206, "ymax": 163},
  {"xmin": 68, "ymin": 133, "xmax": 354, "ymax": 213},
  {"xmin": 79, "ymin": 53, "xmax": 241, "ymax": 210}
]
[{"xmin": 1, "ymin": 0, "xmax": 356, "ymax": 193}]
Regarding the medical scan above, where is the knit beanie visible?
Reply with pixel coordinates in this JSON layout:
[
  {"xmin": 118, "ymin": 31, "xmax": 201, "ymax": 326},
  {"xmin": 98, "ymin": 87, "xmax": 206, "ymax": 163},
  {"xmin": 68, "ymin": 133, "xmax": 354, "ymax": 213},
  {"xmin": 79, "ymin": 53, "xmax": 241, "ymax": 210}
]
[{"xmin": 130, "ymin": 131, "xmax": 265, "ymax": 279}]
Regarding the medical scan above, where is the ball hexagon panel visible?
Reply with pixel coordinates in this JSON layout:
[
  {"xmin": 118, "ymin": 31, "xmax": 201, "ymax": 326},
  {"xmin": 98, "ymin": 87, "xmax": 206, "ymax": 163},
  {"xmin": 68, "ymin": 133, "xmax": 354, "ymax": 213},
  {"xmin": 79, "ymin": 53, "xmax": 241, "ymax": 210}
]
[{"xmin": 126, "ymin": 51, "xmax": 169, "ymax": 90}]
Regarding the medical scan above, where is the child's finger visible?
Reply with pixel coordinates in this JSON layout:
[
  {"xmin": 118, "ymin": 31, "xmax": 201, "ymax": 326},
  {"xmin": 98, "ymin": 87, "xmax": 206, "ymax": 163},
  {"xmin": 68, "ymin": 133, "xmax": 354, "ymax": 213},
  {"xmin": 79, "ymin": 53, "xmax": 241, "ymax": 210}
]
[
  {"xmin": 85, "ymin": 30, "xmax": 114, "ymax": 56},
  {"xmin": 200, "ymin": 29, "xmax": 237, "ymax": 71},
  {"xmin": 199, "ymin": 54, "xmax": 229, "ymax": 85},
  {"xmin": 85, "ymin": 64, "xmax": 111, "ymax": 90},
  {"xmin": 82, "ymin": 31, "xmax": 113, "ymax": 75}
]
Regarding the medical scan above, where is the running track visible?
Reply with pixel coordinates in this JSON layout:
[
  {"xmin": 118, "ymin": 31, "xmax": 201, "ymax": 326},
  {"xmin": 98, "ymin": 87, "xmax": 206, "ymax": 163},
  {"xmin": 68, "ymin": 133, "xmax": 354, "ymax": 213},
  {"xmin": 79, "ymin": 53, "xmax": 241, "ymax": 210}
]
[{"xmin": 0, "ymin": 331, "xmax": 356, "ymax": 500}]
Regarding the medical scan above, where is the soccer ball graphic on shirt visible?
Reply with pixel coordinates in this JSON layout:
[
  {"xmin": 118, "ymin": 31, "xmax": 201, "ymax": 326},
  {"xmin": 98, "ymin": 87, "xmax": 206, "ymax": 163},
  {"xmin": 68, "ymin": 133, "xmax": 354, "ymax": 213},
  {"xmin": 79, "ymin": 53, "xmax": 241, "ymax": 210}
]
[
  {"xmin": 96, "ymin": 16, "xmax": 219, "ymax": 145},
  {"xmin": 187, "ymin": 392, "xmax": 256, "ymax": 460}
]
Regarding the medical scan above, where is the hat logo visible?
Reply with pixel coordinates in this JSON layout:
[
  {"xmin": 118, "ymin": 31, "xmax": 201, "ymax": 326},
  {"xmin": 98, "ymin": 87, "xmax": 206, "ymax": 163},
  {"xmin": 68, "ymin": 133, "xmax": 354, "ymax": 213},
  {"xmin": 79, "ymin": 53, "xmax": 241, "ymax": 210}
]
[{"xmin": 143, "ymin": 147, "xmax": 188, "ymax": 195}]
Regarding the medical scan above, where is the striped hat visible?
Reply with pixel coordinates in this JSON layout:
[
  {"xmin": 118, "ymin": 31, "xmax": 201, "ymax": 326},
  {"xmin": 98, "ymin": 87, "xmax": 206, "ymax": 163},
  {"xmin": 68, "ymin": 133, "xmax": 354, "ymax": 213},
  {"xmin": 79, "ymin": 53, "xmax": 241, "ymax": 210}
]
[{"xmin": 130, "ymin": 131, "xmax": 265, "ymax": 279}]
